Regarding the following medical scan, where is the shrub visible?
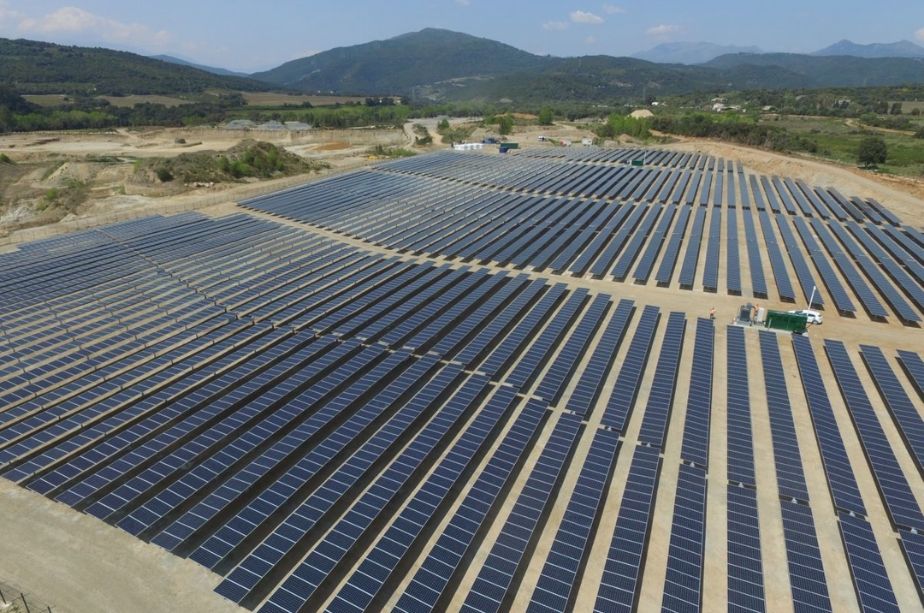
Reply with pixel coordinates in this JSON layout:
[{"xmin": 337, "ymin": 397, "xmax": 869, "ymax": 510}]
[
  {"xmin": 537, "ymin": 107, "xmax": 554, "ymax": 126},
  {"xmin": 857, "ymin": 136, "xmax": 887, "ymax": 167}
]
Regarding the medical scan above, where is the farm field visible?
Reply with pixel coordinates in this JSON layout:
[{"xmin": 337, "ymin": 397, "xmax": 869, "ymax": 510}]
[{"xmin": 0, "ymin": 146, "xmax": 922, "ymax": 613}]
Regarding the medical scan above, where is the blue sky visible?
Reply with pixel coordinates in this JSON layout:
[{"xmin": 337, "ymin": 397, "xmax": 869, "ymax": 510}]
[{"xmin": 1, "ymin": 0, "xmax": 922, "ymax": 72}]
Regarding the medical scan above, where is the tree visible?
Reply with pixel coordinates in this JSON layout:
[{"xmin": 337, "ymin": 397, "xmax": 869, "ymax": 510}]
[
  {"xmin": 857, "ymin": 136, "xmax": 887, "ymax": 167},
  {"xmin": 537, "ymin": 107, "xmax": 554, "ymax": 126},
  {"xmin": 497, "ymin": 114, "xmax": 514, "ymax": 135},
  {"xmin": 889, "ymin": 102, "xmax": 903, "ymax": 115}
]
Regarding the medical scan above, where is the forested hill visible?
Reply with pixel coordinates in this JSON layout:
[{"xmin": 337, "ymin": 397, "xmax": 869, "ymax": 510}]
[
  {"xmin": 704, "ymin": 53, "xmax": 924, "ymax": 88},
  {"xmin": 252, "ymin": 28, "xmax": 546, "ymax": 93},
  {"xmin": 0, "ymin": 38, "xmax": 270, "ymax": 95}
]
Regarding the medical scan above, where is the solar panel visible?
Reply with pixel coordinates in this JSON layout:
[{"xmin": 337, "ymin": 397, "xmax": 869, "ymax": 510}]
[
  {"xmin": 634, "ymin": 205, "xmax": 678, "ymax": 283},
  {"xmin": 462, "ymin": 412, "xmax": 584, "ymax": 612},
  {"xmin": 203, "ymin": 361, "xmax": 465, "ymax": 581},
  {"xmin": 679, "ymin": 318, "xmax": 714, "ymax": 468},
  {"xmin": 825, "ymin": 341, "xmax": 923, "ymax": 532},
  {"xmin": 741, "ymin": 208, "xmax": 768, "ymax": 299},
  {"xmin": 861, "ymin": 347, "xmax": 924, "ymax": 472},
  {"xmin": 565, "ymin": 299, "xmax": 635, "ymax": 417},
  {"xmin": 678, "ymin": 207, "xmax": 707, "ymax": 290},
  {"xmin": 394, "ymin": 399, "xmax": 549, "ymax": 612},
  {"xmin": 838, "ymin": 512, "xmax": 901, "ymax": 612},
  {"xmin": 477, "ymin": 284, "xmax": 568, "ymax": 380},
  {"xmin": 527, "ymin": 429, "xmax": 621, "ymax": 613},
  {"xmin": 791, "ymin": 335, "xmax": 866, "ymax": 517},
  {"xmin": 727, "ymin": 484, "xmax": 766, "ymax": 612},
  {"xmin": 727, "ymin": 209, "xmax": 742, "ymax": 295},
  {"xmin": 505, "ymin": 290, "xmax": 589, "ymax": 391},
  {"xmin": 810, "ymin": 220, "xmax": 887, "ymax": 319},
  {"xmin": 599, "ymin": 306, "xmax": 661, "ymax": 432},
  {"xmin": 775, "ymin": 214, "xmax": 823, "ymax": 308},
  {"xmin": 610, "ymin": 204, "xmax": 665, "ymax": 281},
  {"xmin": 327, "ymin": 386, "xmax": 522, "ymax": 613},
  {"xmin": 896, "ymin": 349, "xmax": 924, "ymax": 401},
  {"xmin": 758, "ymin": 331, "xmax": 809, "ymax": 502},
  {"xmin": 792, "ymin": 218, "xmax": 855, "ymax": 314},
  {"xmin": 534, "ymin": 294, "xmax": 611, "ymax": 405},
  {"xmin": 636, "ymin": 312, "xmax": 686, "ymax": 448},
  {"xmin": 844, "ymin": 222, "xmax": 924, "ymax": 313},
  {"xmin": 256, "ymin": 374, "xmax": 493, "ymax": 611},
  {"xmin": 594, "ymin": 444, "xmax": 662, "ymax": 613},
  {"xmin": 779, "ymin": 500, "xmax": 832, "ymax": 613},
  {"xmin": 757, "ymin": 210, "xmax": 796, "ymax": 302},
  {"xmin": 656, "ymin": 206, "xmax": 693, "ymax": 286},
  {"xmin": 662, "ymin": 463, "xmax": 707, "ymax": 612},
  {"xmin": 702, "ymin": 209, "xmax": 722, "ymax": 292},
  {"xmin": 899, "ymin": 528, "xmax": 924, "ymax": 596},
  {"xmin": 726, "ymin": 326, "xmax": 756, "ymax": 486}
]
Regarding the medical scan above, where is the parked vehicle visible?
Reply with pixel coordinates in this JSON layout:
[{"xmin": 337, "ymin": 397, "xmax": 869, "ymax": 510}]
[{"xmin": 789, "ymin": 309, "xmax": 823, "ymax": 325}]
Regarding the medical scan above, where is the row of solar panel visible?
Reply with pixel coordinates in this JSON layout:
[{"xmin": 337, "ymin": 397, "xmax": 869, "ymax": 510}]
[
  {"xmin": 381, "ymin": 150, "xmax": 902, "ymax": 226},
  {"xmin": 516, "ymin": 147, "xmax": 726, "ymax": 170},
  {"xmin": 244, "ymin": 167, "xmax": 923, "ymax": 324}
]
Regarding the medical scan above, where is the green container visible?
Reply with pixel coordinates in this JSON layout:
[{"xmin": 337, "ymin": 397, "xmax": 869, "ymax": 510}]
[
  {"xmin": 631, "ymin": 159, "xmax": 645, "ymax": 166},
  {"xmin": 500, "ymin": 142, "xmax": 519, "ymax": 149},
  {"xmin": 764, "ymin": 310, "xmax": 808, "ymax": 334}
]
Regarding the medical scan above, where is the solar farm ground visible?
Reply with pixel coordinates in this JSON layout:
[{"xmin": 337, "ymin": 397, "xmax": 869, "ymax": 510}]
[{"xmin": 0, "ymin": 147, "xmax": 922, "ymax": 613}]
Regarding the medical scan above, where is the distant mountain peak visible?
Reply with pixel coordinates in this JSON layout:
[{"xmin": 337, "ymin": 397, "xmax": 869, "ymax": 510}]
[
  {"xmin": 812, "ymin": 39, "xmax": 924, "ymax": 58},
  {"xmin": 632, "ymin": 41, "xmax": 762, "ymax": 65},
  {"xmin": 151, "ymin": 55, "xmax": 249, "ymax": 78},
  {"xmin": 252, "ymin": 27, "xmax": 543, "ymax": 94}
]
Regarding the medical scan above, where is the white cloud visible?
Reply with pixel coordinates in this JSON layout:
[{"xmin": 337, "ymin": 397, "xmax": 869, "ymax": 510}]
[
  {"xmin": 0, "ymin": 0, "xmax": 23, "ymax": 26},
  {"xmin": 455, "ymin": 0, "xmax": 471, "ymax": 6},
  {"xmin": 646, "ymin": 23, "xmax": 681, "ymax": 36},
  {"xmin": 916, "ymin": 27, "xmax": 924, "ymax": 42},
  {"xmin": 585, "ymin": 35, "xmax": 597, "ymax": 45},
  {"xmin": 602, "ymin": 4, "xmax": 625, "ymax": 14},
  {"xmin": 543, "ymin": 20, "xmax": 569, "ymax": 31},
  {"xmin": 570, "ymin": 10, "xmax": 604, "ymax": 25},
  {"xmin": 18, "ymin": 6, "xmax": 171, "ymax": 48}
]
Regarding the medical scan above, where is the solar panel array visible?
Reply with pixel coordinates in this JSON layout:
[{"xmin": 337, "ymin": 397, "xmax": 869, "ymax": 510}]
[
  {"xmin": 241, "ymin": 149, "xmax": 923, "ymax": 325},
  {"xmin": 1, "ymin": 146, "xmax": 922, "ymax": 613}
]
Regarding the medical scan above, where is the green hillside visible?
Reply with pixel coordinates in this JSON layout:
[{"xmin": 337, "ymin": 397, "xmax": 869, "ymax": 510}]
[
  {"xmin": 705, "ymin": 53, "xmax": 924, "ymax": 87},
  {"xmin": 0, "ymin": 38, "xmax": 270, "ymax": 95},
  {"xmin": 252, "ymin": 28, "xmax": 546, "ymax": 93}
]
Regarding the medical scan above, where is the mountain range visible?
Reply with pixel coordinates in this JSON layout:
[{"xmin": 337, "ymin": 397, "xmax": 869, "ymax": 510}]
[
  {"xmin": 151, "ymin": 55, "xmax": 250, "ymax": 78},
  {"xmin": 632, "ymin": 42, "xmax": 763, "ymax": 65},
  {"xmin": 812, "ymin": 39, "xmax": 924, "ymax": 58},
  {"xmin": 252, "ymin": 29, "xmax": 924, "ymax": 101},
  {"xmin": 631, "ymin": 39, "xmax": 924, "ymax": 65},
  {"xmin": 0, "ymin": 38, "xmax": 267, "ymax": 95},
  {"xmin": 3, "ymin": 29, "xmax": 924, "ymax": 104}
]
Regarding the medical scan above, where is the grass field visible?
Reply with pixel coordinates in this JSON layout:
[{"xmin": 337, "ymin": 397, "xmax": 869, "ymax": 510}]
[
  {"xmin": 891, "ymin": 100, "xmax": 924, "ymax": 113},
  {"xmin": 240, "ymin": 92, "xmax": 367, "ymax": 107},
  {"xmin": 761, "ymin": 114, "xmax": 924, "ymax": 177},
  {"xmin": 22, "ymin": 94, "xmax": 73, "ymax": 107},
  {"xmin": 99, "ymin": 95, "xmax": 191, "ymax": 108}
]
